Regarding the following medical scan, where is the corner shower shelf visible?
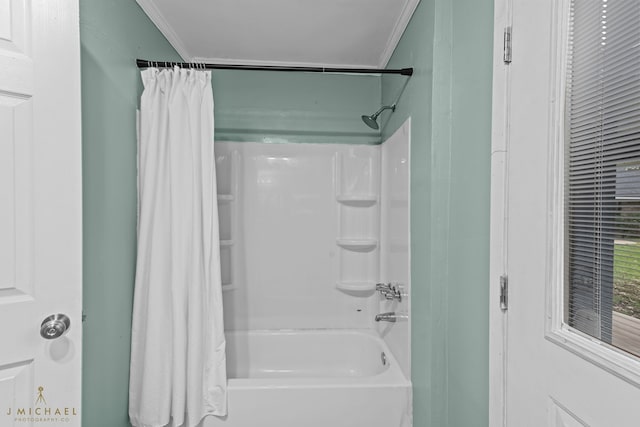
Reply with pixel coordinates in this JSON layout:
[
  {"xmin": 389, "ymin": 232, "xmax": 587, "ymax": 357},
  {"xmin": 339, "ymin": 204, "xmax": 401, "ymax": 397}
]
[
  {"xmin": 336, "ymin": 238, "xmax": 378, "ymax": 251},
  {"xmin": 336, "ymin": 195, "xmax": 378, "ymax": 207},
  {"xmin": 336, "ymin": 282, "xmax": 376, "ymax": 293},
  {"xmin": 217, "ymin": 194, "xmax": 235, "ymax": 202}
]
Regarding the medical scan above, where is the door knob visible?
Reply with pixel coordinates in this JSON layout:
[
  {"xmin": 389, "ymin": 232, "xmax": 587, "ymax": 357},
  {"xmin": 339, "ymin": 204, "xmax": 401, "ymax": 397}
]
[{"xmin": 40, "ymin": 314, "xmax": 71, "ymax": 339}]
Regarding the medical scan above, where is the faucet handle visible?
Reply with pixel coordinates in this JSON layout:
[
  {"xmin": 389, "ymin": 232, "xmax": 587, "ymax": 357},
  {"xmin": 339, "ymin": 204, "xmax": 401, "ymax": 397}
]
[
  {"xmin": 376, "ymin": 282, "xmax": 403, "ymax": 302},
  {"xmin": 376, "ymin": 283, "xmax": 391, "ymax": 291}
]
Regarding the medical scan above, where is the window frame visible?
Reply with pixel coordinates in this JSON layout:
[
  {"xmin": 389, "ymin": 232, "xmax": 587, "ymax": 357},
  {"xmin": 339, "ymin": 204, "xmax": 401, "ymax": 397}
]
[{"xmin": 545, "ymin": 0, "xmax": 640, "ymax": 387}]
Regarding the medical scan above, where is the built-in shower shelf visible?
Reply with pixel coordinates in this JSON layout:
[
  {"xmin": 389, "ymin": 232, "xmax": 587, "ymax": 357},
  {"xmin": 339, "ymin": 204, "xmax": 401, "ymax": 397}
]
[
  {"xmin": 219, "ymin": 239, "xmax": 234, "ymax": 247},
  {"xmin": 336, "ymin": 195, "xmax": 378, "ymax": 207},
  {"xmin": 335, "ymin": 282, "xmax": 376, "ymax": 293},
  {"xmin": 217, "ymin": 194, "xmax": 235, "ymax": 202},
  {"xmin": 336, "ymin": 238, "xmax": 378, "ymax": 251}
]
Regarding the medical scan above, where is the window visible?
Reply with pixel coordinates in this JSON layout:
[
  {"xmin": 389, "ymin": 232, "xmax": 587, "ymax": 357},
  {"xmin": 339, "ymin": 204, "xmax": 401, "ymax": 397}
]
[{"xmin": 565, "ymin": 0, "xmax": 640, "ymax": 357}]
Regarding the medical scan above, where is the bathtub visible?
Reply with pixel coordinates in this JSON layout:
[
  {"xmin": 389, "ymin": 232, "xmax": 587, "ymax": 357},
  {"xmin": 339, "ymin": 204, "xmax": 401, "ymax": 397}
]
[{"xmin": 204, "ymin": 329, "xmax": 412, "ymax": 427}]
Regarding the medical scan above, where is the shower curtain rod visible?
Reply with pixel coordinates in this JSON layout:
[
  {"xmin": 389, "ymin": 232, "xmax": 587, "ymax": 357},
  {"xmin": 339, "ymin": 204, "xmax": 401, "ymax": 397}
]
[{"xmin": 136, "ymin": 59, "xmax": 413, "ymax": 76}]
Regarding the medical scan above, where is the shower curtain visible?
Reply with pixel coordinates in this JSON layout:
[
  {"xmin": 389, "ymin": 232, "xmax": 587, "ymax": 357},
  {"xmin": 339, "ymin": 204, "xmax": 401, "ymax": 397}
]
[{"xmin": 129, "ymin": 67, "xmax": 227, "ymax": 427}]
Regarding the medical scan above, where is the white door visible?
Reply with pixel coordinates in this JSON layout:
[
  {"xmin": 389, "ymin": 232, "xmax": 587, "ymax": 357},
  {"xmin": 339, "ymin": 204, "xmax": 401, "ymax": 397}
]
[
  {"xmin": 490, "ymin": 0, "xmax": 640, "ymax": 426},
  {"xmin": 0, "ymin": 0, "xmax": 82, "ymax": 425}
]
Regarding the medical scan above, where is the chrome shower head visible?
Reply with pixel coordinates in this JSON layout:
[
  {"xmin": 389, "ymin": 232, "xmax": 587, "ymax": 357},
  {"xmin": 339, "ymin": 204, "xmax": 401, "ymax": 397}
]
[
  {"xmin": 361, "ymin": 114, "xmax": 380, "ymax": 130},
  {"xmin": 361, "ymin": 104, "xmax": 396, "ymax": 130}
]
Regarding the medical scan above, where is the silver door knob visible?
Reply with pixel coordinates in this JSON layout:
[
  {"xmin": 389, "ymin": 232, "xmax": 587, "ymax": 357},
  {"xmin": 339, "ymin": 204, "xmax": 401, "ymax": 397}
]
[{"xmin": 40, "ymin": 314, "xmax": 71, "ymax": 339}]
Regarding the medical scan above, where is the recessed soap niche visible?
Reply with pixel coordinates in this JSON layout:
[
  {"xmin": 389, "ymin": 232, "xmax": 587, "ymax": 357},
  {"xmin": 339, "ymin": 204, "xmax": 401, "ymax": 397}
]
[
  {"xmin": 335, "ymin": 147, "xmax": 380, "ymax": 294},
  {"xmin": 216, "ymin": 149, "xmax": 239, "ymax": 292}
]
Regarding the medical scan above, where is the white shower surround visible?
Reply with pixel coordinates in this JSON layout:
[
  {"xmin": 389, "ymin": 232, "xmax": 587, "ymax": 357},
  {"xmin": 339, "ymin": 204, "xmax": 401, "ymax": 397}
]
[
  {"xmin": 212, "ymin": 119, "xmax": 411, "ymax": 426},
  {"xmin": 215, "ymin": 141, "xmax": 382, "ymax": 331}
]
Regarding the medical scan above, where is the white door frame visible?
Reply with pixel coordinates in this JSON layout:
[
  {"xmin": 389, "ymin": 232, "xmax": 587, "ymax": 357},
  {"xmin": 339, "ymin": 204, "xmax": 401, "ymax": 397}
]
[{"xmin": 488, "ymin": 0, "xmax": 512, "ymax": 425}]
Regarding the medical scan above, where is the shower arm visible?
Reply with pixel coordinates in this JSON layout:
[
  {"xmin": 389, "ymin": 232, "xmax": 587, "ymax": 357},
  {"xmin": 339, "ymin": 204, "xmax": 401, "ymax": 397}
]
[
  {"xmin": 372, "ymin": 104, "xmax": 396, "ymax": 119},
  {"xmin": 361, "ymin": 72, "xmax": 412, "ymax": 130}
]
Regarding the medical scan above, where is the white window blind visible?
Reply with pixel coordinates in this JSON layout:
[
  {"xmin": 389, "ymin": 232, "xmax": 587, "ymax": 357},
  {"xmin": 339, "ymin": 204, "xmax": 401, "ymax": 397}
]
[{"xmin": 566, "ymin": 0, "xmax": 640, "ymax": 357}]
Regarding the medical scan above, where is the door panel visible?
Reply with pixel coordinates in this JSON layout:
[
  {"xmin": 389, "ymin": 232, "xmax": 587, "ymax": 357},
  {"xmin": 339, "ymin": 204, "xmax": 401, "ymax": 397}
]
[
  {"xmin": 0, "ymin": 0, "xmax": 28, "ymax": 54},
  {"xmin": 549, "ymin": 400, "xmax": 587, "ymax": 427},
  {"xmin": 0, "ymin": 0, "xmax": 82, "ymax": 425}
]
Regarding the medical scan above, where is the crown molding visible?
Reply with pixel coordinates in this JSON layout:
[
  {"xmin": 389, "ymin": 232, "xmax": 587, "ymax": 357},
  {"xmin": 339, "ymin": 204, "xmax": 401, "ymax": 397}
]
[
  {"xmin": 136, "ymin": 0, "xmax": 191, "ymax": 61},
  {"xmin": 378, "ymin": 0, "xmax": 421, "ymax": 68}
]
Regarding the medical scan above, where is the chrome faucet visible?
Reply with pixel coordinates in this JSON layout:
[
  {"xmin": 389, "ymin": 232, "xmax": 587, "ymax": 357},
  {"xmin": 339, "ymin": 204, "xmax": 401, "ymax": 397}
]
[
  {"xmin": 375, "ymin": 312, "xmax": 397, "ymax": 322},
  {"xmin": 376, "ymin": 282, "xmax": 403, "ymax": 302},
  {"xmin": 375, "ymin": 312, "xmax": 408, "ymax": 322}
]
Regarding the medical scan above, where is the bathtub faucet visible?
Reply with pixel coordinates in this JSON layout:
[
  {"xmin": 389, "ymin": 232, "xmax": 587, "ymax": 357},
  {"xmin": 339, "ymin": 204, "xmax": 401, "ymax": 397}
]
[
  {"xmin": 375, "ymin": 283, "xmax": 403, "ymax": 302},
  {"xmin": 375, "ymin": 312, "xmax": 408, "ymax": 322}
]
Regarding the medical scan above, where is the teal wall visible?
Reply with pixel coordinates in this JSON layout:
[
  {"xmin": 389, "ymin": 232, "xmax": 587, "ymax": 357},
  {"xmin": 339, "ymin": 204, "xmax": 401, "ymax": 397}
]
[
  {"xmin": 382, "ymin": 0, "xmax": 493, "ymax": 426},
  {"xmin": 80, "ymin": 1, "xmax": 181, "ymax": 426},
  {"xmin": 447, "ymin": 2, "xmax": 492, "ymax": 425},
  {"xmin": 212, "ymin": 70, "xmax": 381, "ymax": 144},
  {"xmin": 381, "ymin": 0, "xmax": 437, "ymax": 424},
  {"xmin": 80, "ymin": 1, "xmax": 380, "ymax": 426}
]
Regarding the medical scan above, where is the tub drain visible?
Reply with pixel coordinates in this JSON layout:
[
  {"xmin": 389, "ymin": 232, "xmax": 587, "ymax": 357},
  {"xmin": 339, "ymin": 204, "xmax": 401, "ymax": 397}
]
[{"xmin": 381, "ymin": 351, "xmax": 387, "ymax": 366}]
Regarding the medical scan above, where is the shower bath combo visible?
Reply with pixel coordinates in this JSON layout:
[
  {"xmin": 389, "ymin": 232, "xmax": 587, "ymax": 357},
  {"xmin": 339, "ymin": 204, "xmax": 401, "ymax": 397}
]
[
  {"xmin": 134, "ymin": 60, "xmax": 413, "ymax": 427},
  {"xmin": 207, "ymin": 119, "xmax": 412, "ymax": 426}
]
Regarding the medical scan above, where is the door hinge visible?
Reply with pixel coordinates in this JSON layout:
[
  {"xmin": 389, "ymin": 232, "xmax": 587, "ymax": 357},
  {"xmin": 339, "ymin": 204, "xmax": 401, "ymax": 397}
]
[
  {"xmin": 500, "ymin": 275, "xmax": 508, "ymax": 311},
  {"xmin": 503, "ymin": 26, "xmax": 512, "ymax": 64}
]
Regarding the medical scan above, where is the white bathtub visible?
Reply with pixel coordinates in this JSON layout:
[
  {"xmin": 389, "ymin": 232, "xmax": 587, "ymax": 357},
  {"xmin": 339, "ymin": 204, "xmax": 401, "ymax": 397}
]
[{"xmin": 204, "ymin": 329, "xmax": 412, "ymax": 427}]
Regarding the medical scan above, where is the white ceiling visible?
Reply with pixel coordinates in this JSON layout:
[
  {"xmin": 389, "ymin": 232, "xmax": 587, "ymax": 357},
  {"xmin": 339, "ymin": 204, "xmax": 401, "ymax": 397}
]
[{"xmin": 136, "ymin": 0, "xmax": 420, "ymax": 69}]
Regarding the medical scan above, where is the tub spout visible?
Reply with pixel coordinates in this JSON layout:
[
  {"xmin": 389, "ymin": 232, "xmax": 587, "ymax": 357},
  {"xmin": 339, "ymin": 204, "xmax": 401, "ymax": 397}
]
[{"xmin": 376, "ymin": 311, "xmax": 401, "ymax": 322}]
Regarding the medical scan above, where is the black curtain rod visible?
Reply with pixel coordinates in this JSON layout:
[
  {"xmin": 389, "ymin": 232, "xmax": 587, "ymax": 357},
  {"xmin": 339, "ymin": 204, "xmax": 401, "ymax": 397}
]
[{"xmin": 136, "ymin": 59, "xmax": 413, "ymax": 76}]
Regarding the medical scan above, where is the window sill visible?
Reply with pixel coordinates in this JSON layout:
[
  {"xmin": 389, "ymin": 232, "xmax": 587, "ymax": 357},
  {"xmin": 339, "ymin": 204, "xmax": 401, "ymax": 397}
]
[{"xmin": 546, "ymin": 324, "xmax": 640, "ymax": 388}]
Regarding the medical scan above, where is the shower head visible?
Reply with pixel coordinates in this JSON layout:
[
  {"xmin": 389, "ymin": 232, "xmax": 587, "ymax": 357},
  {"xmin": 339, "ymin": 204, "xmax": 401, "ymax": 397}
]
[
  {"xmin": 361, "ymin": 104, "xmax": 396, "ymax": 130},
  {"xmin": 361, "ymin": 114, "xmax": 380, "ymax": 130}
]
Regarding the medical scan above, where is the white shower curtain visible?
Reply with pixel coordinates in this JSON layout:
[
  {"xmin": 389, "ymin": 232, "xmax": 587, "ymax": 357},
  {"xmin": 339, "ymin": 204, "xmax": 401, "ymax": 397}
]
[{"xmin": 129, "ymin": 67, "xmax": 227, "ymax": 427}]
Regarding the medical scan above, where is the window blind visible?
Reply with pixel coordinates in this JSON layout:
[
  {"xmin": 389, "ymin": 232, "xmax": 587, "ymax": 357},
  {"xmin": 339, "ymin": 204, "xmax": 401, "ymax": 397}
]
[{"xmin": 566, "ymin": 0, "xmax": 640, "ymax": 357}]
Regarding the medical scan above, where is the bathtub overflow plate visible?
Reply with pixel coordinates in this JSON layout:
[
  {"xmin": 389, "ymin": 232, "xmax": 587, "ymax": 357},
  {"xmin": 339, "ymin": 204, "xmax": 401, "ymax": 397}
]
[{"xmin": 381, "ymin": 351, "xmax": 387, "ymax": 366}]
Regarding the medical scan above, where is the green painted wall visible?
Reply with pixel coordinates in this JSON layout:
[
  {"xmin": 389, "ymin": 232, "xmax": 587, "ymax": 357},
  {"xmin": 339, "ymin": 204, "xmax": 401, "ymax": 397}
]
[
  {"xmin": 381, "ymin": 0, "xmax": 437, "ymax": 425},
  {"xmin": 80, "ymin": 1, "xmax": 181, "ymax": 426},
  {"xmin": 80, "ymin": 1, "xmax": 380, "ymax": 425},
  {"xmin": 382, "ymin": 0, "xmax": 493, "ymax": 426},
  {"xmin": 446, "ymin": 2, "xmax": 493, "ymax": 425},
  {"xmin": 213, "ymin": 70, "xmax": 381, "ymax": 144}
]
